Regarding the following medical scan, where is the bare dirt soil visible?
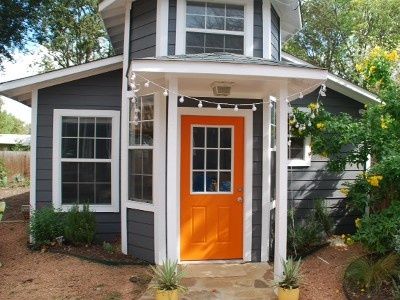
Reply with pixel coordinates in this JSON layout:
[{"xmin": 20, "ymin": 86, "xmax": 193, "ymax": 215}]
[
  {"xmin": 301, "ymin": 243, "xmax": 366, "ymax": 300},
  {"xmin": 0, "ymin": 188, "xmax": 151, "ymax": 300}
]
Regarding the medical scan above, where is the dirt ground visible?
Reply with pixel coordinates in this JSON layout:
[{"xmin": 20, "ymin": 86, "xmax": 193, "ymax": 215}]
[{"xmin": 0, "ymin": 188, "xmax": 151, "ymax": 300}]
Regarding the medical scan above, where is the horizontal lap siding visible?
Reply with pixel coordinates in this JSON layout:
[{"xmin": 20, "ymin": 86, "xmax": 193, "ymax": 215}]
[
  {"xmin": 130, "ymin": 0, "xmax": 157, "ymax": 59},
  {"xmin": 253, "ymin": 0, "xmax": 263, "ymax": 58},
  {"xmin": 127, "ymin": 209, "xmax": 155, "ymax": 263},
  {"xmin": 290, "ymin": 88, "xmax": 364, "ymax": 233},
  {"xmin": 271, "ymin": 6, "xmax": 280, "ymax": 61},
  {"xmin": 36, "ymin": 70, "xmax": 122, "ymax": 241}
]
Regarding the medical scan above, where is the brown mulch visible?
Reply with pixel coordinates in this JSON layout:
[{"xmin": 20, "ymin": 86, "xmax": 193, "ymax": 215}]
[
  {"xmin": 301, "ymin": 242, "xmax": 366, "ymax": 300},
  {"xmin": 0, "ymin": 187, "xmax": 30, "ymax": 221}
]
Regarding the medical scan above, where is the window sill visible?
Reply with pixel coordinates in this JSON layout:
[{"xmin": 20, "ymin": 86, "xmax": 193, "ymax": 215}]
[
  {"xmin": 126, "ymin": 200, "xmax": 154, "ymax": 212},
  {"xmin": 288, "ymin": 160, "xmax": 311, "ymax": 168}
]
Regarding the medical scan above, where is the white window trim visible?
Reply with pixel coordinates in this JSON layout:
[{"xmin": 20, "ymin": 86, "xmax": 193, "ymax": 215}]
[
  {"xmin": 288, "ymin": 107, "xmax": 312, "ymax": 167},
  {"xmin": 52, "ymin": 109, "xmax": 120, "ymax": 213},
  {"xmin": 176, "ymin": 0, "xmax": 254, "ymax": 56}
]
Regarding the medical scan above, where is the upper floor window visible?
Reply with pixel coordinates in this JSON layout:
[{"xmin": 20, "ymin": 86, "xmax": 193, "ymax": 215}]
[{"xmin": 185, "ymin": 1, "xmax": 245, "ymax": 54}]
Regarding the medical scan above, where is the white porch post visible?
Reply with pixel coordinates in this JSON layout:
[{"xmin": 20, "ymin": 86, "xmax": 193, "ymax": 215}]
[
  {"xmin": 274, "ymin": 82, "xmax": 288, "ymax": 279},
  {"xmin": 166, "ymin": 77, "xmax": 179, "ymax": 261}
]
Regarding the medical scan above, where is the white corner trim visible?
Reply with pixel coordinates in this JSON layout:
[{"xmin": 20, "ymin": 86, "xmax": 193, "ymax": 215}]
[
  {"xmin": 29, "ymin": 89, "xmax": 38, "ymax": 221},
  {"xmin": 52, "ymin": 109, "xmax": 120, "ymax": 213},
  {"xmin": 156, "ymin": 0, "xmax": 169, "ymax": 56},
  {"xmin": 244, "ymin": 0, "xmax": 254, "ymax": 57},
  {"xmin": 262, "ymin": 0, "xmax": 272, "ymax": 59},
  {"xmin": 176, "ymin": 107, "xmax": 253, "ymax": 263},
  {"xmin": 175, "ymin": 0, "xmax": 186, "ymax": 55}
]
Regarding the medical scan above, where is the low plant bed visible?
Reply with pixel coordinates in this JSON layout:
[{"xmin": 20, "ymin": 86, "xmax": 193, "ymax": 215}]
[
  {"xmin": 46, "ymin": 243, "xmax": 150, "ymax": 266},
  {"xmin": 289, "ymin": 241, "xmax": 330, "ymax": 260}
]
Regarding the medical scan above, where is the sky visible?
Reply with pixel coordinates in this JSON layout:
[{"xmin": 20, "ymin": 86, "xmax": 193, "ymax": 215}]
[{"xmin": 0, "ymin": 45, "xmax": 47, "ymax": 125}]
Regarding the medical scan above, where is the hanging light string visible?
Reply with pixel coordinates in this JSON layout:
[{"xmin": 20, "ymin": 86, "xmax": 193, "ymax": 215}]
[{"xmin": 128, "ymin": 71, "xmax": 327, "ymax": 111}]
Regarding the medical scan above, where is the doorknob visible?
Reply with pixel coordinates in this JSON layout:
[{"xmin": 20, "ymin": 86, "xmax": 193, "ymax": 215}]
[{"xmin": 236, "ymin": 196, "xmax": 243, "ymax": 203}]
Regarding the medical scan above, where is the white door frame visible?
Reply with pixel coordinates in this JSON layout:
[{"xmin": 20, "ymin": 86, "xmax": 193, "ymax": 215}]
[{"xmin": 170, "ymin": 107, "xmax": 253, "ymax": 262}]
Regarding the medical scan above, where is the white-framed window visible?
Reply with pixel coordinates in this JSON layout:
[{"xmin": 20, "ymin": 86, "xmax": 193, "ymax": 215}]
[
  {"xmin": 128, "ymin": 94, "xmax": 154, "ymax": 204},
  {"xmin": 288, "ymin": 107, "xmax": 312, "ymax": 167},
  {"xmin": 191, "ymin": 125, "xmax": 233, "ymax": 194},
  {"xmin": 52, "ymin": 109, "xmax": 120, "ymax": 212},
  {"xmin": 176, "ymin": 0, "xmax": 253, "ymax": 55}
]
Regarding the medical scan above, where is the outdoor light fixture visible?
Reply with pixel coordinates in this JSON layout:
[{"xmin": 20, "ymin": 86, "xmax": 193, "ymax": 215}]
[{"xmin": 210, "ymin": 81, "xmax": 234, "ymax": 97}]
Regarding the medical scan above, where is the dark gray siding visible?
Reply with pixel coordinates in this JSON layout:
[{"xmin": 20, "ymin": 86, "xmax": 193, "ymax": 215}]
[
  {"xmin": 290, "ymin": 88, "xmax": 364, "ymax": 233},
  {"xmin": 168, "ymin": 0, "xmax": 177, "ymax": 55},
  {"xmin": 271, "ymin": 6, "xmax": 280, "ymax": 61},
  {"xmin": 178, "ymin": 98, "xmax": 263, "ymax": 262},
  {"xmin": 253, "ymin": 0, "xmax": 263, "ymax": 58},
  {"xmin": 127, "ymin": 209, "xmax": 155, "ymax": 263},
  {"xmin": 130, "ymin": 0, "xmax": 157, "ymax": 59},
  {"xmin": 36, "ymin": 70, "xmax": 122, "ymax": 241}
]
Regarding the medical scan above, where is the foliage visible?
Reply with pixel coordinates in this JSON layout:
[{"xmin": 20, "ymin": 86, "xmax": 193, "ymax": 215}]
[
  {"xmin": 102, "ymin": 241, "xmax": 115, "ymax": 254},
  {"xmin": 31, "ymin": 0, "xmax": 113, "ymax": 72},
  {"xmin": 64, "ymin": 204, "xmax": 96, "ymax": 245},
  {"xmin": 9, "ymin": 142, "xmax": 30, "ymax": 151},
  {"xmin": 344, "ymin": 253, "xmax": 400, "ymax": 293},
  {"xmin": 314, "ymin": 199, "xmax": 334, "ymax": 235},
  {"xmin": 30, "ymin": 206, "xmax": 64, "ymax": 247},
  {"xmin": 353, "ymin": 201, "xmax": 400, "ymax": 254},
  {"xmin": 0, "ymin": 159, "xmax": 7, "ymax": 187},
  {"xmin": 285, "ymin": 0, "xmax": 400, "ymax": 85},
  {"xmin": 0, "ymin": 100, "xmax": 29, "ymax": 134},
  {"xmin": 277, "ymin": 257, "xmax": 302, "ymax": 289},
  {"xmin": 151, "ymin": 260, "xmax": 187, "ymax": 292}
]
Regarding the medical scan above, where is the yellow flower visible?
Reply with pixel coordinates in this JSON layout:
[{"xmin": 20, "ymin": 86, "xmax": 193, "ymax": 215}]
[
  {"xmin": 340, "ymin": 188, "xmax": 350, "ymax": 196},
  {"xmin": 369, "ymin": 65, "xmax": 377, "ymax": 74},
  {"xmin": 367, "ymin": 175, "xmax": 383, "ymax": 187},
  {"xmin": 316, "ymin": 122, "xmax": 325, "ymax": 130},
  {"xmin": 355, "ymin": 218, "xmax": 362, "ymax": 229},
  {"xmin": 387, "ymin": 50, "xmax": 398, "ymax": 62},
  {"xmin": 346, "ymin": 237, "xmax": 354, "ymax": 245},
  {"xmin": 289, "ymin": 119, "xmax": 297, "ymax": 125},
  {"xmin": 308, "ymin": 102, "xmax": 318, "ymax": 111},
  {"xmin": 355, "ymin": 63, "xmax": 363, "ymax": 72}
]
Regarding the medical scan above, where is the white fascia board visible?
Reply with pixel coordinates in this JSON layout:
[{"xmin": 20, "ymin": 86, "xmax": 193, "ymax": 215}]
[
  {"xmin": 131, "ymin": 59, "xmax": 328, "ymax": 81},
  {"xmin": 281, "ymin": 52, "xmax": 379, "ymax": 104},
  {"xmin": 99, "ymin": 0, "xmax": 125, "ymax": 12},
  {"xmin": 0, "ymin": 55, "xmax": 123, "ymax": 99}
]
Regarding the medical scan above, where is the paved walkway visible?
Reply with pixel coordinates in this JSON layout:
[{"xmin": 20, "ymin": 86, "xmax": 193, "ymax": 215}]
[{"xmin": 140, "ymin": 262, "xmax": 277, "ymax": 300}]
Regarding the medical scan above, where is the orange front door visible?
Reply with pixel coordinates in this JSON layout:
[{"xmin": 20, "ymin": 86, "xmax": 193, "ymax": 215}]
[{"xmin": 180, "ymin": 115, "xmax": 244, "ymax": 261}]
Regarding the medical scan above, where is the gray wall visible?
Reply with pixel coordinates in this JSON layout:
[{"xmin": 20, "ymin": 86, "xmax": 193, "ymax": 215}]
[
  {"xmin": 36, "ymin": 70, "xmax": 122, "ymax": 241},
  {"xmin": 168, "ymin": 0, "xmax": 177, "ymax": 55},
  {"xmin": 271, "ymin": 5, "xmax": 280, "ymax": 61},
  {"xmin": 290, "ymin": 88, "xmax": 364, "ymax": 233},
  {"xmin": 130, "ymin": 0, "xmax": 157, "ymax": 59},
  {"xmin": 253, "ymin": 0, "xmax": 263, "ymax": 58},
  {"xmin": 127, "ymin": 209, "xmax": 155, "ymax": 263}
]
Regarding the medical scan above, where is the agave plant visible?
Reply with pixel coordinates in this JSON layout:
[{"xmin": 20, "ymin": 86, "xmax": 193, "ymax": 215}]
[
  {"xmin": 151, "ymin": 260, "xmax": 187, "ymax": 292},
  {"xmin": 278, "ymin": 257, "xmax": 302, "ymax": 289}
]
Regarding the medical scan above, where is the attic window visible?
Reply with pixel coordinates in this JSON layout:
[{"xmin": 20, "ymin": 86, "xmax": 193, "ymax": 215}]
[{"xmin": 185, "ymin": 1, "xmax": 245, "ymax": 54}]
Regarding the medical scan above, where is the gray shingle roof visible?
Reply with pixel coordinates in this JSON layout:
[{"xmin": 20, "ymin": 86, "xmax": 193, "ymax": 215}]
[{"xmin": 137, "ymin": 52, "xmax": 322, "ymax": 70}]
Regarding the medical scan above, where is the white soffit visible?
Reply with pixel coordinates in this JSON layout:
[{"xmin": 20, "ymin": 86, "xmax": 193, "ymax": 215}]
[
  {"xmin": 271, "ymin": 0, "xmax": 302, "ymax": 42},
  {"xmin": 99, "ymin": 0, "xmax": 126, "ymax": 54}
]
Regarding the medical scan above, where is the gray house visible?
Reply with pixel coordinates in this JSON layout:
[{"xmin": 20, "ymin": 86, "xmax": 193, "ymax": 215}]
[{"xmin": 0, "ymin": 0, "xmax": 377, "ymax": 277}]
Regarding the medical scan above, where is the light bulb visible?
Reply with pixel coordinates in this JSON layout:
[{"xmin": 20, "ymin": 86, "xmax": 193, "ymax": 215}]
[
  {"xmin": 163, "ymin": 89, "xmax": 168, "ymax": 97},
  {"xmin": 252, "ymin": 104, "xmax": 257, "ymax": 111},
  {"xmin": 286, "ymin": 98, "xmax": 290, "ymax": 103},
  {"xmin": 179, "ymin": 96, "xmax": 184, "ymax": 103},
  {"xmin": 234, "ymin": 105, "xmax": 239, "ymax": 111},
  {"xmin": 217, "ymin": 104, "xmax": 222, "ymax": 110},
  {"xmin": 130, "ymin": 73, "xmax": 136, "ymax": 81},
  {"xmin": 319, "ymin": 90, "xmax": 326, "ymax": 97},
  {"xmin": 269, "ymin": 102, "xmax": 274, "ymax": 108},
  {"xmin": 144, "ymin": 81, "xmax": 150, "ymax": 88},
  {"xmin": 299, "ymin": 92, "xmax": 304, "ymax": 99},
  {"xmin": 198, "ymin": 101, "xmax": 203, "ymax": 108}
]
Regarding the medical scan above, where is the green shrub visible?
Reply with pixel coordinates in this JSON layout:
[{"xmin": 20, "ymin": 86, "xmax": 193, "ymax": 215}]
[
  {"xmin": 314, "ymin": 199, "xmax": 334, "ymax": 235},
  {"xmin": 354, "ymin": 201, "xmax": 400, "ymax": 254},
  {"xmin": 345, "ymin": 253, "xmax": 400, "ymax": 293},
  {"xmin": 151, "ymin": 260, "xmax": 187, "ymax": 292},
  {"xmin": 64, "ymin": 204, "xmax": 96, "ymax": 245},
  {"xmin": 0, "ymin": 159, "xmax": 8, "ymax": 187},
  {"xmin": 30, "ymin": 206, "xmax": 64, "ymax": 247},
  {"xmin": 103, "ymin": 241, "xmax": 115, "ymax": 254}
]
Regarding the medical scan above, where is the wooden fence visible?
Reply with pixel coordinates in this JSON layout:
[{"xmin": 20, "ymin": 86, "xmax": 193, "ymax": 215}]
[{"xmin": 0, "ymin": 151, "xmax": 30, "ymax": 178}]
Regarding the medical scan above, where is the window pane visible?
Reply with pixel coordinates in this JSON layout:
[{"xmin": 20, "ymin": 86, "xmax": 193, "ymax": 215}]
[
  {"xmin": 96, "ymin": 163, "xmax": 111, "ymax": 183},
  {"xmin": 270, "ymin": 151, "xmax": 276, "ymax": 201},
  {"xmin": 207, "ymin": 3, "xmax": 225, "ymax": 16},
  {"xmin": 141, "ymin": 121, "xmax": 153, "ymax": 146},
  {"xmin": 206, "ymin": 149, "xmax": 218, "ymax": 169},
  {"xmin": 133, "ymin": 175, "xmax": 142, "ymax": 200},
  {"xmin": 186, "ymin": 15, "xmax": 205, "ymax": 29},
  {"xmin": 220, "ymin": 128, "xmax": 231, "ymax": 148},
  {"xmin": 62, "ymin": 138, "xmax": 77, "ymax": 158},
  {"xmin": 193, "ymin": 127, "xmax": 205, "ymax": 147},
  {"xmin": 143, "ymin": 176, "xmax": 152, "ymax": 201},
  {"xmin": 193, "ymin": 149, "xmax": 205, "ymax": 170},
  {"xmin": 205, "ymin": 34, "xmax": 224, "ymax": 48},
  {"xmin": 129, "ymin": 123, "xmax": 140, "ymax": 146},
  {"xmin": 142, "ymin": 149, "xmax": 153, "ymax": 175},
  {"xmin": 186, "ymin": 32, "xmax": 205, "ymax": 47},
  {"xmin": 129, "ymin": 100, "xmax": 140, "ymax": 122},
  {"xmin": 62, "ymin": 183, "xmax": 77, "ymax": 204},
  {"xmin": 226, "ymin": 18, "xmax": 244, "ymax": 31},
  {"xmin": 96, "ymin": 139, "xmax": 111, "ymax": 159},
  {"xmin": 79, "ymin": 138, "xmax": 94, "ymax": 158},
  {"xmin": 79, "ymin": 162, "xmax": 95, "ymax": 182},
  {"xmin": 79, "ymin": 183, "xmax": 95, "ymax": 204},
  {"xmin": 226, "ymin": 4, "xmax": 244, "ymax": 18},
  {"xmin": 130, "ymin": 150, "xmax": 143, "ymax": 174},
  {"xmin": 96, "ymin": 118, "xmax": 112, "ymax": 138},
  {"xmin": 79, "ymin": 117, "xmax": 95, "ymax": 137},
  {"xmin": 220, "ymin": 150, "xmax": 231, "ymax": 169},
  {"xmin": 193, "ymin": 172, "xmax": 204, "ymax": 192},
  {"xmin": 206, "ymin": 16, "xmax": 224, "ymax": 30},
  {"xmin": 225, "ymin": 35, "xmax": 244, "ymax": 50},
  {"xmin": 96, "ymin": 184, "xmax": 111, "ymax": 204},
  {"xmin": 62, "ymin": 162, "xmax": 78, "ymax": 182},
  {"xmin": 62, "ymin": 117, "xmax": 78, "ymax": 137},
  {"xmin": 187, "ymin": 1, "xmax": 205, "ymax": 14},
  {"xmin": 219, "ymin": 172, "xmax": 231, "ymax": 192},
  {"xmin": 142, "ymin": 95, "xmax": 154, "ymax": 120},
  {"xmin": 207, "ymin": 127, "xmax": 218, "ymax": 148},
  {"xmin": 206, "ymin": 171, "xmax": 218, "ymax": 192}
]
